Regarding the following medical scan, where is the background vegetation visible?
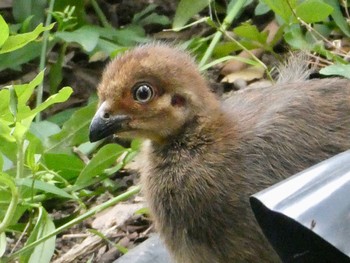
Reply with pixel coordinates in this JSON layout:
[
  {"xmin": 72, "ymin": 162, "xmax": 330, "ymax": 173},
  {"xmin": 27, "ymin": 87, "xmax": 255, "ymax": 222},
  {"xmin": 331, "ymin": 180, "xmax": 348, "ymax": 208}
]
[{"xmin": 0, "ymin": 0, "xmax": 349, "ymax": 262}]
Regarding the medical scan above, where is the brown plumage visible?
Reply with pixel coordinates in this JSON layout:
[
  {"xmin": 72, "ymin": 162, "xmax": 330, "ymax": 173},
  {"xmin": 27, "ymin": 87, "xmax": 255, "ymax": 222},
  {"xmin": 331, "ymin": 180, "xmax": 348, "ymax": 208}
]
[{"xmin": 89, "ymin": 43, "xmax": 350, "ymax": 262}]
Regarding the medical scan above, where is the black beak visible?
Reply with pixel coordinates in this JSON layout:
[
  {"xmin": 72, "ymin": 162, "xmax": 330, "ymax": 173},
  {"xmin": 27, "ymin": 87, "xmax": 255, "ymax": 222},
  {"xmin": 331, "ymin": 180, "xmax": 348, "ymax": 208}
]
[{"xmin": 89, "ymin": 102, "xmax": 130, "ymax": 142}]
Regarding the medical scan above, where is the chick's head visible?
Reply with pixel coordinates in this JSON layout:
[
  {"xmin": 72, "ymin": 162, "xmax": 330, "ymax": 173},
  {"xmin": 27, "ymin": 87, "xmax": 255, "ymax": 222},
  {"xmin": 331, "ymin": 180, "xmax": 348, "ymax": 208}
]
[{"xmin": 89, "ymin": 44, "xmax": 218, "ymax": 143}]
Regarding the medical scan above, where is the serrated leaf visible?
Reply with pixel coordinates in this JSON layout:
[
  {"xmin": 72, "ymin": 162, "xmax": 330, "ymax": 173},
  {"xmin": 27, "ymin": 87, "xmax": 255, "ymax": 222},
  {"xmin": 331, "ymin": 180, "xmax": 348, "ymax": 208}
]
[
  {"xmin": 75, "ymin": 144, "xmax": 126, "ymax": 186},
  {"xmin": 320, "ymin": 64, "xmax": 350, "ymax": 79},
  {"xmin": 296, "ymin": 0, "xmax": 333, "ymax": 23},
  {"xmin": 0, "ymin": 15, "xmax": 9, "ymax": 47},
  {"xmin": 17, "ymin": 178, "xmax": 73, "ymax": 199},
  {"xmin": 0, "ymin": 23, "xmax": 54, "ymax": 54},
  {"xmin": 173, "ymin": 0, "xmax": 209, "ymax": 29},
  {"xmin": 47, "ymin": 100, "xmax": 97, "ymax": 153}
]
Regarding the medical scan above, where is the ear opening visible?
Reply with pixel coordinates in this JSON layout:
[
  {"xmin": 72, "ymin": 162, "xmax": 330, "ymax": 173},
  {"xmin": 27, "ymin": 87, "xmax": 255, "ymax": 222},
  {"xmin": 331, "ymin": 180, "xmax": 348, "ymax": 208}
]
[{"xmin": 171, "ymin": 94, "xmax": 186, "ymax": 107}]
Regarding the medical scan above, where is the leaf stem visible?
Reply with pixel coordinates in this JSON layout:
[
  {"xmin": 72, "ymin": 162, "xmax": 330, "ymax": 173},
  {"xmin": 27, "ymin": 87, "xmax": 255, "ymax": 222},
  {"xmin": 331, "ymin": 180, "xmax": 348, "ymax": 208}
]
[
  {"xmin": 199, "ymin": 0, "xmax": 247, "ymax": 68},
  {"xmin": 90, "ymin": 0, "xmax": 112, "ymax": 28},
  {"xmin": 0, "ymin": 179, "xmax": 19, "ymax": 234},
  {"xmin": 0, "ymin": 139, "xmax": 23, "ymax": 234},
  {"xmin": 36, "ymin": 0, "xmax": 55, "ymax": 122}
]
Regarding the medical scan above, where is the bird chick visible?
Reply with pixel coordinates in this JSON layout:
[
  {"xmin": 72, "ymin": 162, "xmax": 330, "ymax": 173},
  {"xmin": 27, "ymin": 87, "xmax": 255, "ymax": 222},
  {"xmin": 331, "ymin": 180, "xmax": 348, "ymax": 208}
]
[{"xmin": 89, "ymin": 43, "xmax": 350, "ymax": 262}]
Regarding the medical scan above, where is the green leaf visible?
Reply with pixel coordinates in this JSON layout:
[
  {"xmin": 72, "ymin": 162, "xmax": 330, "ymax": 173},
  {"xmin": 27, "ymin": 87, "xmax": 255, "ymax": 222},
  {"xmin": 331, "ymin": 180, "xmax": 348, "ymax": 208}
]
[
  {"xmin": 255, "ymin": 1, "xmax": 271, "ymax": 16},
  {"xmin": 16, "ymin": 70, "xmax": 44, "ymax": 107},
  {"xmin": 0, "ymin": 232, "xmax": 6, "ymax": 257},
  {"xmin": 0, "ymin": 172, "xmax": 17, "ymax": 195},
  {"xmin": 75, "ymin": 144, "xmax": 126, "ymax": 186},
  {"xmin": 0, "ymin": 118, "xmax": 15, "ymax": 143},
  {"xmin": 132, "ymin": 4, "xmax": 170, "ymax": 26},
  {"xmin": 12, "ymin": 0, "xmax": 47, "ymax": 30},
  {"xmin": 0, "ymin": 23, "xmax": 54, "ymax": 54},
  {"xmin": 284, "ymin": 24, "xmax": 312, "ymax": 50},
  {"xmin": 132, "ymin": 4, "xmax": 157, "ymax": 23},
  {"xmin": 0, "ymin": 15, "xmax": 9, "ymax": 48},
  {"xmin": 0, "ymin": 41, "xmax": 42, "ymax": 71},
  {"xmin": 0, "ymin": 88, "xmax": 10, "ymax": 115},
  {"xmin": 139, "ymin": 13, "xmax": 170, "ymax": 26},
  {"xmin": 324, "ymin": 0, "xmax": 350, "ymax": 37},
  {"xmin": 17, "ymin": 178, "xmax": 73, "ymax": 199},
  {"xmin": 320, "ymin": 64, "xmax": 350, "ymax": 78},
  {"xmin": 20, "ymin": 207, "xmax": 56, "ymax": 263},
  {"xmin": 173, "ymin": 0, "xmax": 209, "ymax": 29},
  {"xmin": 296, "ymin": 0, "xmax": 333, "ymax": 23},
  {"xmin": 30, "ymin": 121, "xmax": 61, "ymax": 145},
  {"xmin": 13, "ymin": 121, "xmax": 29, "ymax": 143},
  {"xmin": 0, "ymin": 153, "xmax": 3, "ymax": 171},
  {"xmin": 25, "ymin": 135, "xmax": 43, "ymax": 171},
  {"xmin": 18, "ymin": 87, "xmax": 73, "ymax": 122},
  {"xmin": 55, "ymin": 26, "xmax": 100, "ymax": 52},
  {"xmin": 233, "ymin": 22, "xmax": 268, "ymax": 44},
  {"xmin": 262, "ymin": 0, "xmax": 297, "ymax": 22},
  {"xmin": 49, "ymin": 45, "xmax": 65, "ymax": 94},
  {"xmin": 46, "ymin": 107, "xmax": 78, "ymax": 126},
  {"xmin": 43, "ymin": 153, "xmax": 84, "ymax": 181},
  {"xmin": 47, "ymin": 100, "xmax": 97, "ymax": 153}
]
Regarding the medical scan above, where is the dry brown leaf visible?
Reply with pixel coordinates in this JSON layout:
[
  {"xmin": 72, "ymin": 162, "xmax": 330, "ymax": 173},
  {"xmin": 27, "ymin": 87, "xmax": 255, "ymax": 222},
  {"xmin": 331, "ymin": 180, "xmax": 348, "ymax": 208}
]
[{"xmin": 221, "ymin": 66, "xmax": 264, "ymax": 83}]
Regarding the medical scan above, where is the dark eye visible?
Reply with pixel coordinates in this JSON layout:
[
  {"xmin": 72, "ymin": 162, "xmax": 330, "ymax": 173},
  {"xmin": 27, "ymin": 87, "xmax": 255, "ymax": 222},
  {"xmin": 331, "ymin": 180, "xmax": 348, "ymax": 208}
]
[{"xmin": 133, "ymin": 84, "xmax": 154, "ymax": 103}]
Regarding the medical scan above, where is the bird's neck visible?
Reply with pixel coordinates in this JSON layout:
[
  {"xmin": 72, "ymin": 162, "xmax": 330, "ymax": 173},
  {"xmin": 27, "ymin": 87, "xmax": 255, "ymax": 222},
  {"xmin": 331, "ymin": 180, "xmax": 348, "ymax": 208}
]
[{"xmin": 152, "ymin": 108, "xmax": 233, "ymax": 155}]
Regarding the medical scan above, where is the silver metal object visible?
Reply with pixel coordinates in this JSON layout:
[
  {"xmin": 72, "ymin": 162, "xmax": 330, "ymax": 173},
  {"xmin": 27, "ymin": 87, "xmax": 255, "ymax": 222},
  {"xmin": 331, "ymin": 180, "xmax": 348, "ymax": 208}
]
[{"xmin": 251, "ymin": 150, "xmax": 350, "ymax": 262}]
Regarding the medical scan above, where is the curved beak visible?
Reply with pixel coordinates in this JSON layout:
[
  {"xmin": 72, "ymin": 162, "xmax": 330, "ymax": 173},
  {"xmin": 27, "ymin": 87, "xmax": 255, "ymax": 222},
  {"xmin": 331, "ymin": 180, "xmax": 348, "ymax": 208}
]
[{"xmin": 89, "ymin": 102, "xmax": 130, "ymax": 142}]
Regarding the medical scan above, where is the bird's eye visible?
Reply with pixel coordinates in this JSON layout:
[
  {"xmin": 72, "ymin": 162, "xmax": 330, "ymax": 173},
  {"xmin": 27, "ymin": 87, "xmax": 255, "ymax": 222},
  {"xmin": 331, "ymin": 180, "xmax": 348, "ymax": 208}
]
[{"xmin": 133, "ymin": 84, "xmax": 154, "ymax": 103}]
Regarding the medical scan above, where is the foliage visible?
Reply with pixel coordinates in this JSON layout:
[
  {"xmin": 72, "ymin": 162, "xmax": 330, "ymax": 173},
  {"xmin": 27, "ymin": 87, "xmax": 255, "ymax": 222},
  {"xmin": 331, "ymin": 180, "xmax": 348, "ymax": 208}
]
[
  {"xmin": 0, "ymin": 9, "xmax": 141, "ymax": 262},
  {"xmin": 174, "ymin": 0, "xmax": 350, "ymax": 76}
]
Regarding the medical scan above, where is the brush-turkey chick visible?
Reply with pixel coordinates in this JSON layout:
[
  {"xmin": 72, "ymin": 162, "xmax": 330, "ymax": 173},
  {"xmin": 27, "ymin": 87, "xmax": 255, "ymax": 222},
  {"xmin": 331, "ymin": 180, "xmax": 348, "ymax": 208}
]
[{"xmin": 89, "ymin": 43, "xmax": 350, "ymax": 263}]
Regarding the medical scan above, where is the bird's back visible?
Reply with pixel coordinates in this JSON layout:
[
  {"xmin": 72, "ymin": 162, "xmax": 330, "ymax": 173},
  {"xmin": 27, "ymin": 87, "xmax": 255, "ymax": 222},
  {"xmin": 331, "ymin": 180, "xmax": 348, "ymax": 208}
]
[{"xmin": 224, "ymin": 78, "xmax": 350, "ymax": 182}]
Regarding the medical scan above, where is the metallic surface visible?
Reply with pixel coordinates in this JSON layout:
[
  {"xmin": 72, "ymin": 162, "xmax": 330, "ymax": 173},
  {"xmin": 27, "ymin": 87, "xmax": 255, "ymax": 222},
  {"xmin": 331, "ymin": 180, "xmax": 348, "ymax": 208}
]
[
  {"xmin": 251, "ymin": 150, "xmax": 350, "ymax": 262},
  {"xmin": 113, "ymin": 234, "xmax": 172, "ymax": 263}
]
